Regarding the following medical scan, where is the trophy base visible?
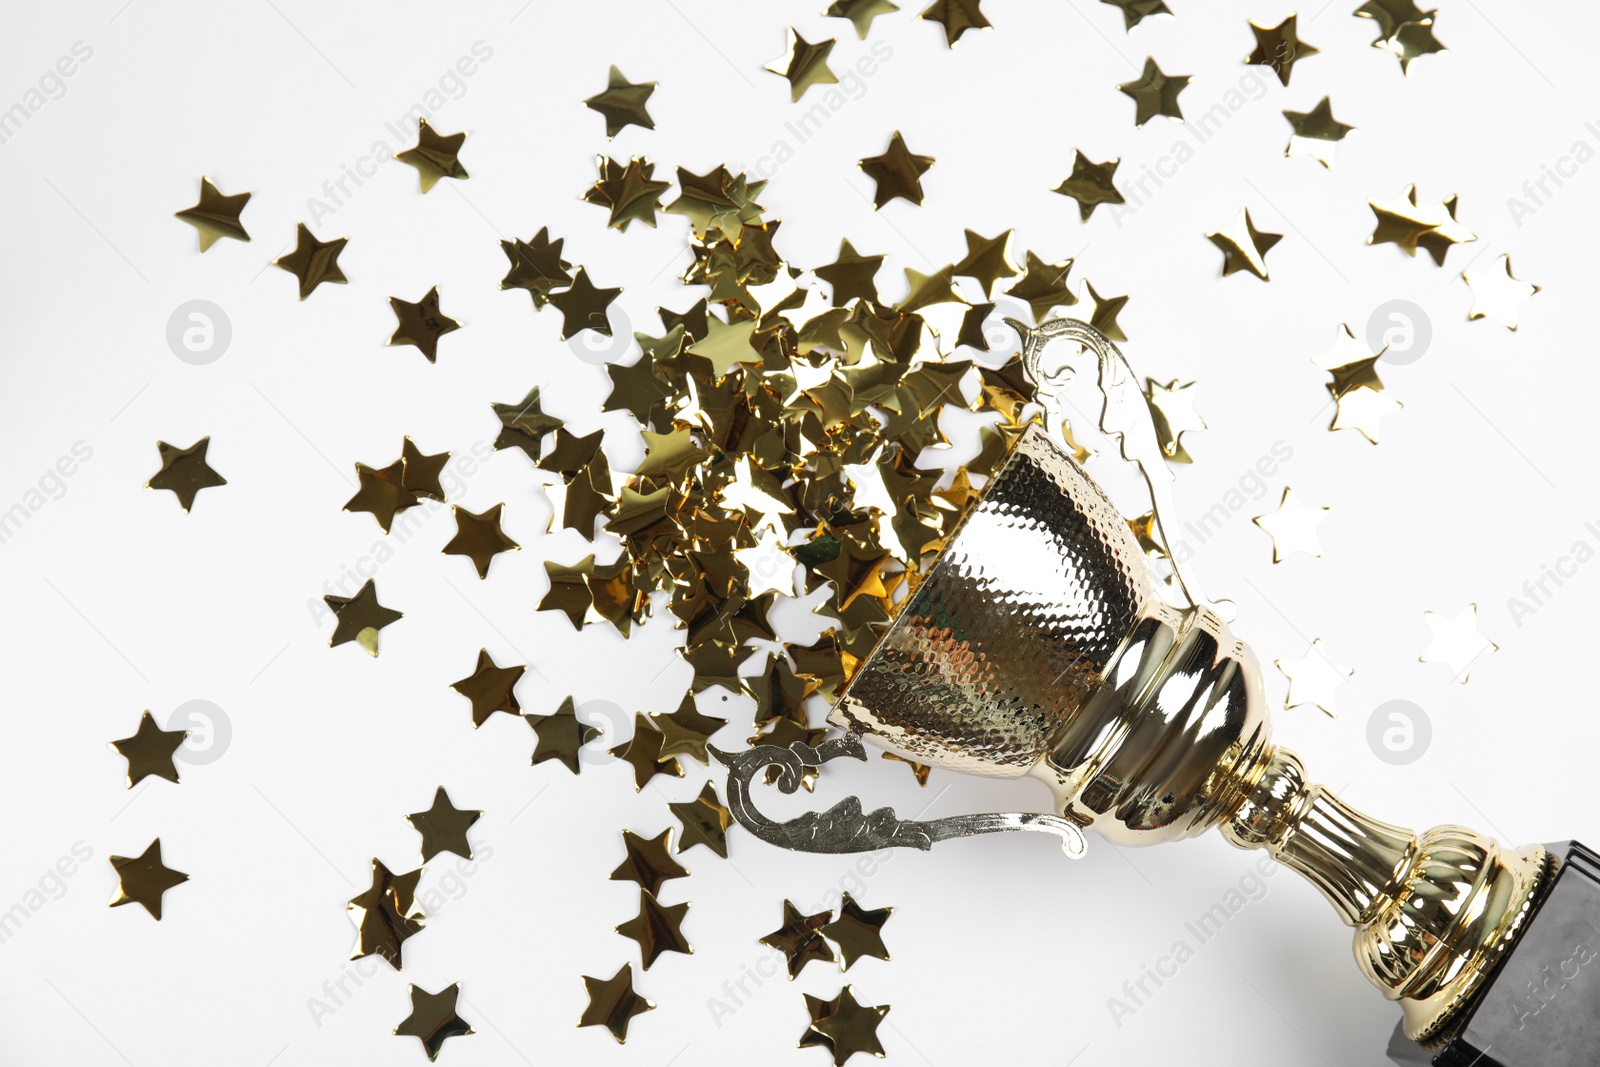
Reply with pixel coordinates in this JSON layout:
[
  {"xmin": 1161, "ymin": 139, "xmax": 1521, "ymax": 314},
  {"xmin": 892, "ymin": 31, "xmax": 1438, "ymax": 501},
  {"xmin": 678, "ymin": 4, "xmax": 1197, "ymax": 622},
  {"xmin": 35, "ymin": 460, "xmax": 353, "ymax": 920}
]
[{"xmin": 1386, "ymin": 840, "xmax": 1600, "ymax": 1067}]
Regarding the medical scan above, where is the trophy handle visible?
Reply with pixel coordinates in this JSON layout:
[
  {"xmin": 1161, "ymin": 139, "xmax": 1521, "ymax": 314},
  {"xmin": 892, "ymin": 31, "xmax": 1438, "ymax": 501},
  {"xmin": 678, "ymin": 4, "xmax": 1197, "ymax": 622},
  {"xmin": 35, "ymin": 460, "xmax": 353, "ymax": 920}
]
[
  {"xmin": 710, "ymin": 733, "xmax": 1088, "ymax": 858},
  {"xmin": 1005, "ymin": 317, "xmax": 1213, "ymax": 614}
]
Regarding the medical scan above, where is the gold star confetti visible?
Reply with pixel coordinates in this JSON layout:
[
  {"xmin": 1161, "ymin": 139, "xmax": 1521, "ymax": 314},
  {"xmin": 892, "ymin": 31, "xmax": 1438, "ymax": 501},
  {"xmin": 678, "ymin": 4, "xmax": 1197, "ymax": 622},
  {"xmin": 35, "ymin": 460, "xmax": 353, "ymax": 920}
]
[
  {"xmin": 1252, "ymin": 488, "xmax": 1331, "ymax": 562},
  {"xmin": 858, "ymin": 131, "xmax": 934, "ymax": 209},
  {"xmin": 346, "ymin": 858, "xmax": 425, "ymax": 968},
  {"xmin": 1275, "ymin": 638, "xmax": 1354, "ymax": 717},
  {"xmin": 1357, "ymin": 1, "xmax": 1447, "ymax": 73},
  {"xmin": 451, "ymin": 649, "xmax": 526, "ymax": 728},
  {"xmin": 344, "ymin": 459, "xmax": 417, "ymax": 534},
  {"xmin": 146, "ymin": 437, "xmax": 226, "ymax": 513},
  {"xmin": 821, "ymin": 893, "xmax": 892, "ymax": 969},
  {"xmin": 611, "ymin": 713, "xmax": 685, "ymax": 790},
  {"xmin": 921, "ymin": 0, "xmax": 991, "ymax": 47},
  {"xmin": 109, "ymin": 711, "xmax": 187, "ymax": 788},
  {"xmin": 1006, "ymin": 251, "xmax": 1076, "ymax": 320},
  {"xmin": 762, "ymin": 900, "xmax": 837, "ymax": 979},
  {"xmin": 1206, "ymin": 208, "xmax": 1282, "ymax": 281},
  {"xmin": 584, "ymin": 156, "xmax": 672, "ymax": 232},
  {"xmin": 174, "ymin": 177, "xmax": 250, "ymax": 251},
  {"xmin": 828, "ymin": 0, "xmax": 900, "ymax": 38},
  {"xmin": 765, "ymin": 28, "xmax": 839, "ymax": 102},
  {"xmin": 1463, "ymin": 254, "xmax": 1540, "ymax": 330},
  {"xmin": 400, "ymin": 438, "xmax": 449, "ymax": 501},
  {"xmin": 617, "ymin": 889, "xmax": 693, "ymax": 970},
  {"xmin": 1317, "ymin": 340, "xmax": 1402, "ymax": 444},
  {"xmin": 324, "ymin": 579, "xmax": 403, "ymax": 656},
  {"xmin": 1072, "ymin": 279, "xmax": 1130, "ymax": 341},
  {"xmin": 664, "ymin": 166, "xmax": 767, "ymax": 237},
  {"xmin": 1421, "ymin": 604, "xmax": 1497, "ymax": 683},
  {"xmin": 687, "ymin": 315, "xmax": 764, "ymax": 376},
  {"xmin": 584, "ymin": 65, "xmax": 656, "ymax": 138},
  {"xmin": 387, "ymin": 286, "xmax": 460, "ymax": 363},
  {"xmin": 406, "ymin": 787, "xmax": 480, "ymax": 862},
  {"xmin": 669, "ymin": 782, "xmax": 734, "ymax": 858},
  {"xmin": 611, "ymin": 828, "xmax": 690, "ymax": 896},
  {"xmin": 395, "ymin": 117, "xmax": 468, "ymax": 193},
  {"xmin": 442, "ymin": 504, "xmax": 519, "ymax": 579},
  {"xmin": 882, "ymin": 750, "xmax": 931, "ymax": 786},
  {"xmin": 1052, "ymin": 151, "xmax": 1125, "ymax": 221},
  {"xmin": 548, "ymin": 267, "xmax": 623, "ymax": 339},
  {"xmin": 653, "ymin": 692, "xmax": 729, "ymax": 764},
  {"xmin": 816, "ymin": 238, "xmax": 886, "ymax": 305},
  {"xmin": 1117, "ymin": 57, "xmax": 1189, "ymax": 127},
  {"xmin": 491, "ymin": 386, "xmax": 564, "ymax": 461},
  {"xmin": 526, "ymin": 696, "xmax": 598, "ymax": 774},
  {"xmin": 108, "ymin": 839, "xmax": 187, "ymax": 920},
  {"xmin": 274, "ymin": 223, "xmax": 348, "ymax": 300},
  {"xmin": 951, "ymin": 229, "xmax": 1018, "ymax": 296},
  {"xmin": 804, "ymin": 985, "xmax": 891, "ymax": 1064},
  {"xmin": 579, "ymin": 963, "xmax": 653, "ymax": 1044},
  {"xmin": 1283, "ymin": 97, "xmax": 1355, "ymax": 168},
  {"xmin": 1143, "ymin": 378, "xmax": 1206, "ymax": 463},
  {"xmin": 499, "ymin": 227, "xmax": 572, "ymax": 308},
  {"xmin": 1100, "ymin": 0, "xmax": 1171, "ymax": 30},
  {"xmin": 1367, "ymin": 185, "xmax": 1476, "ymax": 265},
  {"xmin": 1246, "ymin": 15, "xmax": 1319, "ymax": 86},
  {"xmin": 394, "ymin": 983, "xmax": 473, "ymax": 1063}
]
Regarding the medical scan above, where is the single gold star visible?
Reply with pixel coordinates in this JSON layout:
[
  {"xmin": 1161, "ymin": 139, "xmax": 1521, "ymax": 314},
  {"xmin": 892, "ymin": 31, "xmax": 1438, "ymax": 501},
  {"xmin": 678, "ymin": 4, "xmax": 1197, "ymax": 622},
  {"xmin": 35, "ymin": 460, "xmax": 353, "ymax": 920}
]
[
  {"xmin": 1247, "ymin": 15, "xmax": 1319, "ymax": 86},
  {"xmin": 765, "ymin": 28, "xmax": 839, "ymax": 102},
  {"xmin": 951, "ymin": 229, "xmax": 1018, "ymax": 296},
  {"xmin": 858, "ymin": 131, "xmax": 934, "ymax": 209},
  {"xmin": 395, "ymin": 117, "xmax": 468, "ymax": 193},
  {"xmin": 1099, "ymin": 0, "xmax": 1172, "ymax": 31},
  {"xmin": 407, "ymin": 786, "xmax": 480, "ymax": 862},
  {"xmin": 610, "ymin": 714, "xmax": 685, "ymax": 791},
  {"xmin": 526, "ymin": 696, "xmax": 599, "ymax": 774},
  {"xmin": 324, "ymin": 579, "xmax": 403, "ymax": 656},
  {"xmin": 610, "ymin": 828, "xmax": 690, "ymax": 896},
  {"xmin": 1053, "ymin": 151, "xmax": 1125, "ymax": 221},
  {"xmin": 1206, "ymin": 208, "xmax": 1282, "ymax": 280},
  {"xmin": 579, "ymin": 963, "xmax": 653, "ymax": 1044},
  {"xmin": 174, "ymin": 177, "xmax": 250, "ymax": 251},
  {"xmin": 805, "ymin": 985, "xmax": 890, "ymax": 1064},
  {"xmin": 821, "ymin": 893, "xmax": 892, "ymax": 969},
  {"xmin": 394, "ymin": 983, "xmax": 473, "ymax": 1062},
  {"xmin": 499, "ymin": 227, "xmax": 572, "ymax": 308},
  {"xmin": 400, "ymin": 437, "xmax": 450, "ymax": 501},
  {"xmin": 110, "ymin": 711, "xmax": 188, "ymax": 788},
  {"xmin": 1005, "ymin": 251, "xmax": 1077, "ymax": 321},
  {"xmin": 827, "ymin": 0, "xmax": 900, "ymax": 38},
  {"xmin": 1463, "ymin": 254, "xmax": 1540, "ymax": 330},
  {"xmin": 491, "ymin": 386, "xmax": 565, "ymax": 461},
  {"xmin": 1276, "ymin": 638, "xmax": 1354, "ymax": 717},
  {"xmin": 762, "ymin": 900, "xmax": 837, "ymax": 979},
  {"xmin": 686, "ymin": 315, "xmax": 763, "ymax": 377},
  {"xmin": 616, "ymin": 889, "xmax": 693, "ymax": 970},
  {"xmin": 387, "ymin": 286, "xmax": 460, "ymax": 363},
  {"xmin": 347, "ymin": 858, "xmax": 425, "ymax": 968},
  {"xmin": 1421, "ymin": 604, "xmax": 1497, "ymax": 683},
  {"xmin": 584, "ymin": 65, "xmax": 656, "ymax": 138},
  {"xmin": 1117, "ymin": 57, "xmax": 1189, "ymax": 127},
  {"xmin": 816, "ymin": 238, "xmax": 885, "ymax": 306},
  {"xmin": 1074, "ymin": 279, "xmax": 1130, "ymax": 341},
  {"xmin": 145, "ymin": 437, "xmax": 226, "ymax": 513},
  {"xmin": 274, "ymin": 223, "xmax": 348, "ymax": 300},
  {"xmin": 1357, "ymin": 2, "xmax": 1447, "ymax": 74},
  {"xmin": 653, "ymin": 692, "xmax": 728, "ymax": 764},
  {"xmin": 1322, "ymin": 353, "xmax": 1402, "ymax": 444},
  {"xmin": 547, "ymin": 267, "xmax": 623, "ymax": 340},
  {"xmin": 921, "ymin": 0, "xmax": 991, "ymax": 47},
  {"xmin": 1283, "ymin": 97, "xmax": 1356, "ymax": 168},
  {"xmin": 1252, "ymin": 487, "xmax": 1331, "ymax": 562},
  {"xmin": 1143, "ymin": 378, "xmax": 1207, "ymax": 463},
  {"xmin": 442, "ymin": 504, "xmax": 519, "ymax": 579},
  {"xmin": 450, "ymin": 649, "xmax": 526, "ymax": 728},
  {"xmin": 668, "ymin": 782, "xmax": 734, "ymax": 858},
  {"xmin": 583, "ymin": 155, "xmax": 672, "ymax": 232},
  {"xmin": 108, "ymin": 839, "xmax": 188, "ymax": 920},
  {"xmin": 344, "ymin": 459, "xmax": 418, "ymax": 534}
]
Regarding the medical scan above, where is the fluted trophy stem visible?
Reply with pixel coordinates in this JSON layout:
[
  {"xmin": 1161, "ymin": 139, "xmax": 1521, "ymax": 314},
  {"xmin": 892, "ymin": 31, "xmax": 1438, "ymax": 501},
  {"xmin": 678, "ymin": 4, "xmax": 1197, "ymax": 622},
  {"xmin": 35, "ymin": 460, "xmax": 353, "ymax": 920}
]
[{"xmin": 1222, "ymin": 745, "xmax": 1551, "ymax": 1043}]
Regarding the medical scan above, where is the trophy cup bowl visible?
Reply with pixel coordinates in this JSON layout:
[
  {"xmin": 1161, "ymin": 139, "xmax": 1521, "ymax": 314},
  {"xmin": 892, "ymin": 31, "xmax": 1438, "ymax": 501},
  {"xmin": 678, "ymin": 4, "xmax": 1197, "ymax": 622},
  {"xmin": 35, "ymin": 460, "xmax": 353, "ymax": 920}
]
[{"xmin": 716, "ymin": 319, "xmax": 1554, "ymax": 1053}]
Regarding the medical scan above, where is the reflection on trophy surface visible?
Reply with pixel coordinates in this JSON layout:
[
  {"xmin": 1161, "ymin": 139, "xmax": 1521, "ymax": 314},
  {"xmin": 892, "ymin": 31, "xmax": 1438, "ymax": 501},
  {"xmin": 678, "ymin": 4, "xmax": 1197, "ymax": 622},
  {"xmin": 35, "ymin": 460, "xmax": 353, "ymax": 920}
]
[{"xmin": 716, "ymin": 318, "xmax": 1549, "ymax": 1046}]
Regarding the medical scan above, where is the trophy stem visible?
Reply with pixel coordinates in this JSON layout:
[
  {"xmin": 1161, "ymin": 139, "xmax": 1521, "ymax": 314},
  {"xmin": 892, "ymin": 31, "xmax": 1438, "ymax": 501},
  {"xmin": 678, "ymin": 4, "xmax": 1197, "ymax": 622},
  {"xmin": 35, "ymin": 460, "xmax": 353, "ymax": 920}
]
[{"xmin": 1221, "ymin": 745, "xmax": 1551, "ymax": 1044}]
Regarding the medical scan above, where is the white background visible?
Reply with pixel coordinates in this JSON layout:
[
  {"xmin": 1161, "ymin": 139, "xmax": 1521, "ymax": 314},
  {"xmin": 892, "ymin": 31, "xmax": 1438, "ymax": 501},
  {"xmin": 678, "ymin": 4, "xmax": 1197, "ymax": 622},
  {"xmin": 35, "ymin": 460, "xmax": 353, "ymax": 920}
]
[{"xmin": 3, "ymin": 1, "xmax": 1598, "ymax": 1065}]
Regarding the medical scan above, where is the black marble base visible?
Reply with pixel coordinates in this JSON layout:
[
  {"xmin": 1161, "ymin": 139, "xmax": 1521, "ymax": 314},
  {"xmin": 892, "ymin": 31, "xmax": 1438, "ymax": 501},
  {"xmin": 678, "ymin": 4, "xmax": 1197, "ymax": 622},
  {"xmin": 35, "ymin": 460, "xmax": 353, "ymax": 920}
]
[{"xmin": 1387, "ymin": 840, "xmax": 1600, "ymax": 1067}]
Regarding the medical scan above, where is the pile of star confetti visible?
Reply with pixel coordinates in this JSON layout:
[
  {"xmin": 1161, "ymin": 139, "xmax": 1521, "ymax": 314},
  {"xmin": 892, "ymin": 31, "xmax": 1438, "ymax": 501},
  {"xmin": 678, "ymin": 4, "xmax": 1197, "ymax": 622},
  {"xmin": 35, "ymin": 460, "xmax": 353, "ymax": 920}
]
[{"xmin": 110, "ymin": 0, "xmax": 1542, "ymax": 1060}]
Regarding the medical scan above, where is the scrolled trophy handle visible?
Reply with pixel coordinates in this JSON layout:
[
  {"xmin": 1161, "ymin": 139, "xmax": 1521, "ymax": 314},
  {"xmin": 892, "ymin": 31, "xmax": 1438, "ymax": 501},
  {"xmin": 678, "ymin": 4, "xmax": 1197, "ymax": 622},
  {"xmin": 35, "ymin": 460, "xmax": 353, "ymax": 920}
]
[{"xmin": 1222, "ymin": 744, "xmax": 1551, "ymax": 1043}]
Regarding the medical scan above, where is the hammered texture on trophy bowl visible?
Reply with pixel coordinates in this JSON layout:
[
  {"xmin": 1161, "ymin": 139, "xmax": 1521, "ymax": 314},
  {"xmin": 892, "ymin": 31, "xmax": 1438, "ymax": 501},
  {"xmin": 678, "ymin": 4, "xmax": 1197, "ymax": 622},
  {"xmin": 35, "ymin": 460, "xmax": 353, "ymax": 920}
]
[{"xmin": 832, "ymin": 426, "xmax": 1157, "ymax": 777}]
